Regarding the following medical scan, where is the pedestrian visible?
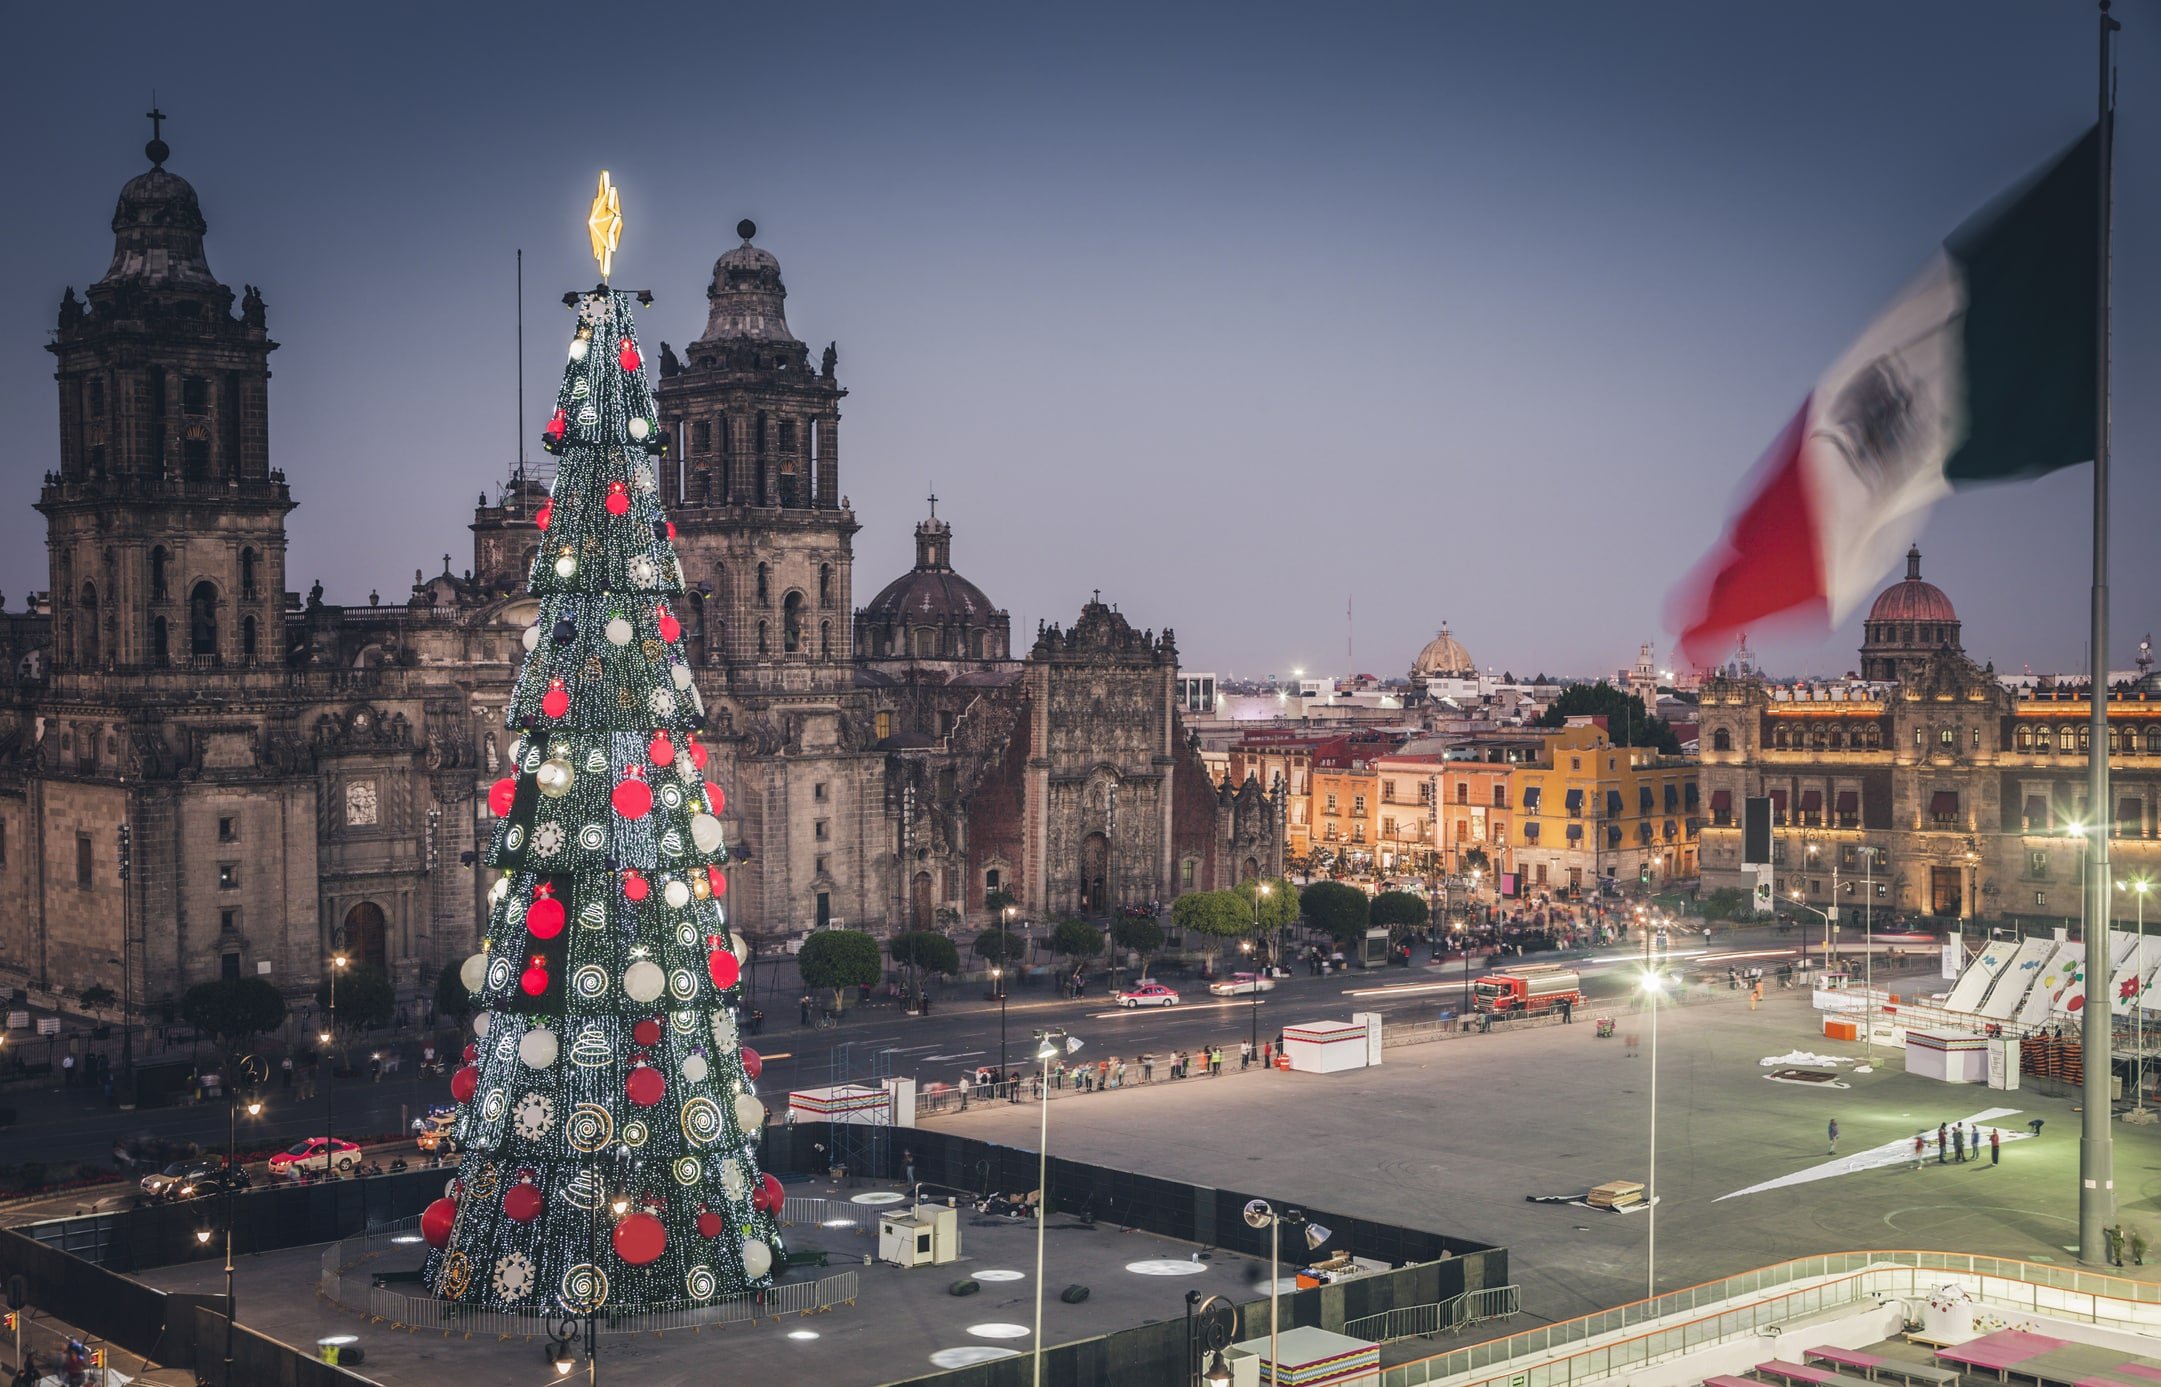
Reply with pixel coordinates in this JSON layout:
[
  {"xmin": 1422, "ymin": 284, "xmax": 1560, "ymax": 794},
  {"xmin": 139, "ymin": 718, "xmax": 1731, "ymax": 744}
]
[
  {"xmin": 1240, "ymin": 1040, "xmax": 1253, "ymax": 1070},
  {"xmin": 1729, "ymin": 967, "xmax": 1739, "ymax": 991},
  {"xmin": 902, "ymin": 1147, "xmax": 917, "ymax": 1186},
  {"xmin": 799, "ymin": 995, "xmax": 812, "ymax": 1026},
  {"xmin": 959, "ymin": 1075, "xmax": 971, "ymax": 1110},
  {"xmin": 1261, "ymin": 1042, "xmax": 1272, "ymax": 1069},
  {"xmin": 1937, "ymin": 1122, "xmax": 1948, "ymax": 1163},
  {"xmin": 1990, "ymin": 1127, "xmax": 2001, "ymax": 1165},
  {"xmin": 61, "ymin": 1053, "xmax": 74, "ymax": 1088},
  {"xmin": 1827, "ymin": 1118, "xmax": 1839, "ymax": 1155},
  {"xmin": 280, "ymin": 1055, "xmax": 294, "ymax": 1090},
  {"xmin": 1912, "ymin": 1132, "xmax": 1927, "ymax": 1168},
  {"xmin": 1953, "ymin": 1125, "xmax": 1965, "ymax": 1162},
  {"xmin": 1141, "ymin": 1054, "xmax": 1155, "ymax": 1084}
]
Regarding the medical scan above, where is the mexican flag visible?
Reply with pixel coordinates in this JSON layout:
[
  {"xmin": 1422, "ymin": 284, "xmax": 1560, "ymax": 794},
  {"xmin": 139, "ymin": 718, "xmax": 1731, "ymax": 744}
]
[{"xmin": 1671, "ymin": 124, "xmax": 2102, "ymax": 669}]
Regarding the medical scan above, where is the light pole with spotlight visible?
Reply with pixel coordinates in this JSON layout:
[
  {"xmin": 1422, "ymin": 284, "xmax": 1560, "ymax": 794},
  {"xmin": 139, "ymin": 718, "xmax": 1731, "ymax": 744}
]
[
  {"xmin": 322, "ymin": 952, "xmax": 347, "ymax": 1180},
  {"xmin": 1032, "ymin": 1028, "xmax": 1081, "ymax": 1387},
  {"xmin": 2123, "ymin": 875, "xmax": 2153, "ymax": 1114},
  {"xmin": 1641, "ymin": 968, "xmax": 1662, "ymax": 1298},
  {"xmin": 224, "ymin": 1056, "xmax": 265, "ymax": 1379},
  {"xmin": 1242, "ymin": 1199, "xmax": 1329, "ymax": 1382}
]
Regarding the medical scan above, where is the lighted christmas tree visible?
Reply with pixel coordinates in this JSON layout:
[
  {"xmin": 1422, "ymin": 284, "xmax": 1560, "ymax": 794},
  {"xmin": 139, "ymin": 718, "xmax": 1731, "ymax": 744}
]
[{"xmin": 423, "ymin": 174, "xmax": 783, "ymax": 1315}]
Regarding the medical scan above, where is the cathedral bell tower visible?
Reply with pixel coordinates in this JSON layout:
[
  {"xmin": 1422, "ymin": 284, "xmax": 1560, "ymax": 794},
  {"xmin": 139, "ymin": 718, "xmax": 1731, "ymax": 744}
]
[
  {"xmin": 653, "ymin": 220, "xmax": 856, "ymax": 688},
  {"xmin": 37, "ymin": 114, "xmax": 293, "ymax": 678}
]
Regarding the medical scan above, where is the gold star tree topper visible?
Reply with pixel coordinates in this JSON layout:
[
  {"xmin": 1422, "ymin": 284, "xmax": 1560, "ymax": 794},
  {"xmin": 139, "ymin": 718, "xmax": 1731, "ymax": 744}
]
[{"xmin": 587, "ymin": 171, "xmax": 623, "ymax": 280}]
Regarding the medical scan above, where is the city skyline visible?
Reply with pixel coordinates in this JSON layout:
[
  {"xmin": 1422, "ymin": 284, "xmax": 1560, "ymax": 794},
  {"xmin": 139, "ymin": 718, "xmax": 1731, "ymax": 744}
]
[{"xmin": 0, "ymin": 2, "xmax": 2153, "ymax": 682}]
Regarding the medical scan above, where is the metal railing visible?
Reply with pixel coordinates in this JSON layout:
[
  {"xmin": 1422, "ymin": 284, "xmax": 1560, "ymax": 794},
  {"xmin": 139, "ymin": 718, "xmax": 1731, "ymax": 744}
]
[
  {"xmin": 1346, "ymin": 1285, "xmax": 1521, "ymax": 1344},
  {"xmin": 1378, "ymin": 1251, "xmax": 2161, "ymax": 1387},
  {"xmin": 318, "ymin": 1211, "xmax": 858, "ymax": 1337}
]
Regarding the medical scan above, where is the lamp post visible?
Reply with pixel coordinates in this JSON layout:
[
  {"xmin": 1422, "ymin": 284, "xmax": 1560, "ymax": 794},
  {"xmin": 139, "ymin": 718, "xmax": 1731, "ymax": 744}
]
[
  {"xmin": 1641, "ymin": 969, "xmax": 1662, "ymax": 1299},
  {"xmin": 1000, "ymin": 904, "xmax": 1016, "ymax": 1098},
  {"xmin": 1242, "ymin": 1200, "xmax": 1329, "ymax": 1383},
  {"xmin": 323, "ymin": 953, "xmax": 346, "ymax": 1180},
  {"xmin": 224, "ymin": 1057, "xmax": 264, "ymax": 1380},
  {"xmin": 1031, "ymin": 1028, "xmax": 1080, "ymax": 1387},
  {"xmin": 1806, "ymin": 842, "xmax": 1839, "ymax": 968},
  {"xmin": 1240, "ymin": 940, "xmax": 1260, "ymax": 1057},
  {"xmin": 2121, "ymin": 875, "xmax": 2153, "ymax": 1114}
]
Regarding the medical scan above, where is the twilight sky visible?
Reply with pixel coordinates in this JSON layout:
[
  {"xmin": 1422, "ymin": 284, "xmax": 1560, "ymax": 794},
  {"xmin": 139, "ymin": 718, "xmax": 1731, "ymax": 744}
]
[{"xmin": 1, "ymin": 2, "xmax": 2152, "ymax": 683}]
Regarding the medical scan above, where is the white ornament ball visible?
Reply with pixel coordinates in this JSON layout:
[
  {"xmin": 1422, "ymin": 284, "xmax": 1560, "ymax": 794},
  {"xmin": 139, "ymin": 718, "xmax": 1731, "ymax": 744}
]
[
  {"xmin": 519, "ymin": 1027, "xmax": 559, "ymax": 1069},
  {"xmin": 604, "ymin": 617, "xmax": 634, "ymax": 646},
  {"xmin": 690, "ymin": 814, "xmax": 724, "ymax": 854},
  {"xmin": 671, "ymin": 664, "xmax": 693, "ymax": 691},
  {"xmin": 554, "ymin": 553, "xmax": 577, "ymax": 579},
  {"xmin": 624, "ymin": 960, "xmax": 667, "ymax": 1004},
  {"xmin": 733, "ymin": 1094, "xmax": 765, "ymax": 1132},
  {"xmin": 734, "ymin": 933, "xmax": 751, "ymax": 965},
  {"xmin": 460, "ymin": 952, "xmax": 488, "ymax": 993},
  {"xmin": 568, "ymin": 337, "xmax": 589, "ymax": 362},
  {"xmin": 536, "ymin": 758, "xmax": 575, "ymax": 798},
  {"xmin": 681, "ymin": 1053, "xmax": 709, "ymax": 1084},
  {"xmin": 741, "ymin": 1239, "xmax": 772, "ymax": 1278},
  {"xmin": 663, "ymin": 879, "xmax": 692, "ymax": 910},
  {"xmin": 473, "ymin": 1012, "xmax": 492, "ymax": 1039},
  {"xmin": 628, "ymin": 417, "xmax": 651, "ymax": 441},
  {"xmin": 719, "ymin": 1158, "xmax": 746, "ymax": 1199},
  {"xmin": 522, "ymin": 624, "xmax": 542, "ymax": 652}
]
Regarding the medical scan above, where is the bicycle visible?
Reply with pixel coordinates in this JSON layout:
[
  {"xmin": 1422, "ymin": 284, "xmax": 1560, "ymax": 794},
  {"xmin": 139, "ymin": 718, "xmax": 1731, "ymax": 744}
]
[{"xmin": 814, "ymin": 1010, "xmax": 838, "ymax": 1031}]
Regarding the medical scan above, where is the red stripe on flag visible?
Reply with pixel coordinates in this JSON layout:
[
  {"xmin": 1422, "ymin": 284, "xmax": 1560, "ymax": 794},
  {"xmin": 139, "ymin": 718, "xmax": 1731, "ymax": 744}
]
[{"xmin": 1670, "ymin": 398, "xmax": 1830, "ymax": 668}]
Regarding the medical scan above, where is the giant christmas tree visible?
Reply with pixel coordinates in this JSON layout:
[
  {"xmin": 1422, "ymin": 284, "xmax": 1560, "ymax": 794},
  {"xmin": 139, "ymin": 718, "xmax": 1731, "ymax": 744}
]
[{"xmin": 423, "ymin": 174, "xmax": 783, "ymax": 1315}]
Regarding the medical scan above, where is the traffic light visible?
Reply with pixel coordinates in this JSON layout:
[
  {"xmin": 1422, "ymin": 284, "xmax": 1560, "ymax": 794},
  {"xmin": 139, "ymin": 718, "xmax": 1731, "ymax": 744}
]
[
  {"xmin": 91, "ymin": 1348, "xmax": 106, "ymax": 1369},
  {"xmin": 1639, "ymin": 862, "xmax": 1651, "ymax": 885},
  {"xmin": 5, "ymin": 1312, "xmax": 18, "ymax": 1333}
]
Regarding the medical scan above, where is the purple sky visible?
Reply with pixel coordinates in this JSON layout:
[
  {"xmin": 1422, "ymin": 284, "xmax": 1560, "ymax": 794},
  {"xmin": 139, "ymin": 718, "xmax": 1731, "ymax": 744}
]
[{"xmin": 2, "ymin": 2, "xmax": 2152, "ymax": 683}]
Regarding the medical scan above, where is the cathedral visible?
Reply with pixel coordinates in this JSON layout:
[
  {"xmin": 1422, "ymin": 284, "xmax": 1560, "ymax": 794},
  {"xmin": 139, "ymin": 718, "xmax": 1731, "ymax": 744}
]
[{"xmin": 0, "ymin": 131, "xmax": 1278, "ymax": 1014}]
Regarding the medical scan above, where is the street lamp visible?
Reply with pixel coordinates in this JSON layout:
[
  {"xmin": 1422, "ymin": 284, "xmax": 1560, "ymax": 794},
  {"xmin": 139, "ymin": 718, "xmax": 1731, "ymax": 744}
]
[
  {"xmin": 1032, "ymin": 1028, "xmax": 1082, "ymax": 1387},
  {"xmin": 1242, "ymin": 1199, "xmax": 1330, "ymax": 1382},
  {"xmin": 1805, "ymin": 842, "xmax": 1839, "ymax": 967},
  {"xmin": 1641, "ymin": 969, "xmax": 1663, "ymax": 1299},
  {"xmin": 224, "ymin": 1058, "xmax": 265, "ymax": 1380},
  {"xmin": 1240, "ymin": 940, "xmax": 1261, "ymax": 1057},
  {"xmin": 324, "ymin": 953, "xmax": 347, "ymax": 1180}
]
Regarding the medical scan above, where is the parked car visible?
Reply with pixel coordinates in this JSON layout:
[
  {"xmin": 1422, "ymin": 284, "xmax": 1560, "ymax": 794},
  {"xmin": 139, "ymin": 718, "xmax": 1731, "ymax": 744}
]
[
  {"xmin": 266, "ymin": 1137, "xmax": 362, "ymax": 1178},
  {"xmin": 414, "ymin": 1106, "xmax": 459, "ymax": 1154},
  {"xmin": 170, "ymin": 1166, "xmax": 251, "ymax": 1200},
  {"xmin": 1207, "ymin": 972, "xmax": 1276, "ymax": 998},
  {"xmin": 1111, "ymin": 982, "xmax": 1181, "ymax": 1009},
  {"xmin": 140, "ymin": 1157, "xmax": 224, "ymax": 1198}
]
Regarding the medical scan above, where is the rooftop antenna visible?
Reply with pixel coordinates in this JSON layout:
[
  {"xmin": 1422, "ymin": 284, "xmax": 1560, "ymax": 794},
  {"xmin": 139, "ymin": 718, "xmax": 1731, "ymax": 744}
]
[{"xmin": 516, "ymin": 248, "xmax": 526, "ymax": 489}]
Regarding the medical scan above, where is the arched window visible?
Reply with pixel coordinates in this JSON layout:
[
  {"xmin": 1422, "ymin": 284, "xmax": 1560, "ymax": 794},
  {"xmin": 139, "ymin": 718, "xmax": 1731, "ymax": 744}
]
[
  {"xmin": 756, "ymin": 563, "xmax": 770, "ymax": 605},
  {"xmin": 757, "ymin": 620, "xmax": 769, "ymax": 656},
  {"xmin": 189, "ymin": 582, "xmax": 219, "ymax": 658},
  {"xmin": 240, "ymin": 548, "xmax": 259, "ymax": 599},
  {"xmin": 1712, "ymin": 728, "xmax": 1733, "ymax": 752},
  {"xmin": 914, "ymin": 627, "xmax": 935, "ymax": 659},
  {"xmin": 2016, "ymin": 725, "xmax": 2031, "ymax": 751},
  {"xmin": 242, "ymin": 614, "xmax": 258, "ymax": 660},
  {"xmin": 2148, "ymin": 726, "xmax": 2161, "ymax": 754},
  {"xmin": 150, "ymin": 547, "xmax": 170, "ymax": 602},
  {"xmin": 973, "ymin": 630, "xmax": 987, "ymax": 659},
  {"xmin": 818, "ymin": 564, "xmax": 832, "ymax": 608},
  {"xmin": 151, "ymin": 616, "xmax": 169, "ymax": 665},
  {"xmin": 2059, "ymin": 725, "xmax": 2078, "ymax": 754},
  {"xmin": 782, "ymin": 592, "xmax": 804, "ymax": 654},
  {"xmin": 1773, "ymin": 726, "xmax": 1789, "ymax": 749},
  {"xmin": 79, "ymin": 582, "xmax": 100, "ymax": 666},
  {"xmin": 819, "ymin": 620, "xmax": 831, "ymax": 659}
]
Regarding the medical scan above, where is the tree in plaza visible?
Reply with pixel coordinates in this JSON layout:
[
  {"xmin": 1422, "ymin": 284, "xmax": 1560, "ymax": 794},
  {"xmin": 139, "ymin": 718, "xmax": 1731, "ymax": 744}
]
[
  {"xmin": 1461, "ymin": 846, "xmax": 1491, "ymax": 876},
  {"xmin": 983, "ymin": 886, "xmax": 1019, "ymax": 916},
  {"xmin": 317, "ymin": 964, "xmax": 395, "ymax": 1035},
  {"xmin": 181, "ymin": 978, "xmax": 288, "ymax": 1053},
  {"xmin": 973, "ymin": 928, "xmax": 1026, "ymax": 968},
  {"xmin": 1111, "ymin": 915, "xmax": 1166, "ymax": 977},
  {"xmin": 890, "ymin": 932, "xmax": 960, "ymax": 1009},
  {"xmin": 1370, "ymin": 890, "xmax": 1429, "ymax": 934},
  {"xmin": 797, "ymin": 929, "xmax": 882, "ymax": 1015},
  {"xmin": 1534, "ymin": 680, "xmax": 1680, "ymax": 754},
  {"xmin": 1227, "ymin": 877, "xmax": 1298, "ymax": 967},
  {"xmin": 1049, "ymin": 917, "xmax": 1104, "ymax": 966},
  {"xmin": 425, "ymin": 208, "xmax": 782, "ymax": 1315},
  {"xmin": 1301, "ymin": 880, "xmax": 1370, "ymax": 950},
  {"xmin": 1171, "ymin": 890, "xmax": 1249, "ymax": 967}
]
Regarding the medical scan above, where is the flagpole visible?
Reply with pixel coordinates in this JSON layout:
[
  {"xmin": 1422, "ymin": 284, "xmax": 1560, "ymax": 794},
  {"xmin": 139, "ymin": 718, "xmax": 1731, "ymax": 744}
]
[{"xmin": 2078, "ymin": 0, "xmax": 2120, "ymax": 1269}]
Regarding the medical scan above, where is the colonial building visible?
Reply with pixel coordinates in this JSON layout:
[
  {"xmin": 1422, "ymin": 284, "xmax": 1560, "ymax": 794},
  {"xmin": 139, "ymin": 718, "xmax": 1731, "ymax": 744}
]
[
  {"xmin": 1697, "ymin": 556, "xmax": 2160, "ymax": 928},
  {"xmin": 0, "ymin": 130, "xmax": 1276, "ymax": 1018},
  {"xmin": 1508, "ymin": 724, "xmax": 1699, "ymax": 896}
]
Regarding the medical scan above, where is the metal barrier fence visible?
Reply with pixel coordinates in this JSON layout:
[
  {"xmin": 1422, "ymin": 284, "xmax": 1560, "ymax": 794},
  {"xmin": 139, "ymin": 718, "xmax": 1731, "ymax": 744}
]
[
  {"xmin": 317, "ymin": 1211, "xmax": 858, "ymax": 1338},
  {"xmin": 1346, "ymin": 1285, "xmax": 1523, "ymax": 1344},
  {"xmin": 1379, "ymin": 1251, "xmax": 2161, "ymax": 1387}
]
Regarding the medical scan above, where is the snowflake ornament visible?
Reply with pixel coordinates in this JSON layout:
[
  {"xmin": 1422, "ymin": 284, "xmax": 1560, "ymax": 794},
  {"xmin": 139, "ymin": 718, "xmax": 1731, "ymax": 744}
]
[
  {"xmin": 532, "ymin": 821, "xmax": 567, "ymax": 859},
  {"xmin": 493, "ymin": 1252, "xmax": 536, "ymax": 1302},
  {"xmin": 648, "ymin": 687, "xmax": 676, "ymax": 718},
  {"xmin": 514, "ymin": 1091, "xmax": 556, "ymax": 1140}
]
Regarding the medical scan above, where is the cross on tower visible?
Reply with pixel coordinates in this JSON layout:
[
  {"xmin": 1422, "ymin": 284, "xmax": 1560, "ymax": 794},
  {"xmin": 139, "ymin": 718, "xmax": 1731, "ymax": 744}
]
[
  {"xmin": 145, "ymin": 103, "xmax": 170, "ymax": 167},
  {"xmin": 926, "ymin": 486, "xmax": 938, "ymax": 519},
  {"xmin": 147, "ymin": 106, "xmax": 166, "ymax": 142}
]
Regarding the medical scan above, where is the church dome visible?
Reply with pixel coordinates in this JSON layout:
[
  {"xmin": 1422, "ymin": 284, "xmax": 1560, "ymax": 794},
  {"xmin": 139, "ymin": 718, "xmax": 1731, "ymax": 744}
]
[
  {"xmin": 697, "ymin": 218, "xmax": 797, "ymax": 345},
  {"xmin": 97, "ymin": 141, "xmax": 220, "ymax": 294},
  {"xmin": 1411, "ymin": 622, "xmax": 1475, "ymax": 679},
  {"xmin": 857, "ymin": 507, "xmax": 1011, "ymax": 664},
  {"xmin": 1867, "ymin": 546, "xmax": 1958, "ymax": 624}
]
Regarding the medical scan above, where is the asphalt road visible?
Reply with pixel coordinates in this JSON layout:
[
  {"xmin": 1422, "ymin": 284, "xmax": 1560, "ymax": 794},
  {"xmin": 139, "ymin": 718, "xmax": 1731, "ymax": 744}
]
[{"xmin": 0, "ymin": 922, "xmax": 1885, "ymax": 1220}]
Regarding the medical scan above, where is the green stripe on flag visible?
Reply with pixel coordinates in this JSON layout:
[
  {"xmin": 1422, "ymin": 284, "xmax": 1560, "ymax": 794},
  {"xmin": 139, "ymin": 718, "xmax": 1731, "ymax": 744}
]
[{"xmin": 1943, "ymin": 122, "xmax": 2101, "ymax": 485}]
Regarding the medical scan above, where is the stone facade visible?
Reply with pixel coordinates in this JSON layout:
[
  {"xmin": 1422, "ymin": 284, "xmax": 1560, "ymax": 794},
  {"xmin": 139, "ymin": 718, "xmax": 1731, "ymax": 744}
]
[{"xmin": 0, "ymin": 135, "xmax": 1278, "ymax": 1020}]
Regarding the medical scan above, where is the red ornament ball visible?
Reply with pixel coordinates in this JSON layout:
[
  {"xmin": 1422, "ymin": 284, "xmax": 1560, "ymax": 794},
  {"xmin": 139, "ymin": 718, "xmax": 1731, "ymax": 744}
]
[
  {"xmin": 488, "ymin": 777, "xmax": 517, "ymax": 817},
  {"xmin": 612, "ymin": 770, "xmax": 653, "ymax": 820},
  {"xmin": 462, "ymin": 1042, "xmax": 479, "ymax": 1064},
  {"xmin": 707, "ymin": 949, "xmax": 740, "ymax": 992},
  {"xmin": 632, "ymin": 1017, "xmax": 663, "ymax": 1048},
  {"xmin": 604, "ymin": 481, "xmax": 630, "ymax": 516},
  {"xmin": 696, "ymin": 1208, "xmax": 724, "ymax": 1239},
  {"xmin": 664, "ymin": 520, "xmax": 677, "ymax": 541},
  {"xmin": 688, "ymin": 739, "xmax": 709, "ymax": 771},
  {"xmin": 535, "ymin": 498, "xmax": 554, "ymax": 531},
  {"xmin": 613, "ymin": 1211, "xmax": 666, "ymax": 1266},
  {"xmin": 503, "ymin": 1181, "xmax": 544, "ymax": 1224},
  {"xmin": 421, "ymin": 1197, "xmax": 458, "ymax": 1248},
  {"xmin": 541, "ymin": 679, "xmax": 569, "ymax": 719},
  {"xmin": 625, "ymin": 1064, "xmax": 665, "ymax": 1108},
  {"xmin": 647, "ymin": 731, "xmax": 675, "ymax": 767},
  {"xmin": 526, "ymin": 887, "xmax": 565, "ymax": 940},
  {"xmin": 704, "ymin": 782, "xmax": 726, "ymax": 816},
  {"xmin": 707, "ymin": 866, "xmax": 728, "ymax": 898},
  {"xmin": 543, "ymin": 409, "xmax": 567, "ymax": 442},
  {"xmin": 656, "ymin": 604, "xmax": 681, "ymax": 643},
  {"xmin": 740, "ymin": 1047, "xmax": 763, "ymax": 1081},
  {"xmin": 752, "ymin": 1174, "xmax": 784, "ymax": 1213},
  {"xmin": 520, "ymin": 962, "xmax": 550, "ymax": 997},
  {"xmin": 450, "ymin": 1065, "xmax": 479, "ymax": 1104},
  {"xmin": 621, "ymin": 870, "xmax": 650, "ymax": 903},
  {"xmin": 617, "ymin": 337, "xmax": 642, "ymax": 373}
]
